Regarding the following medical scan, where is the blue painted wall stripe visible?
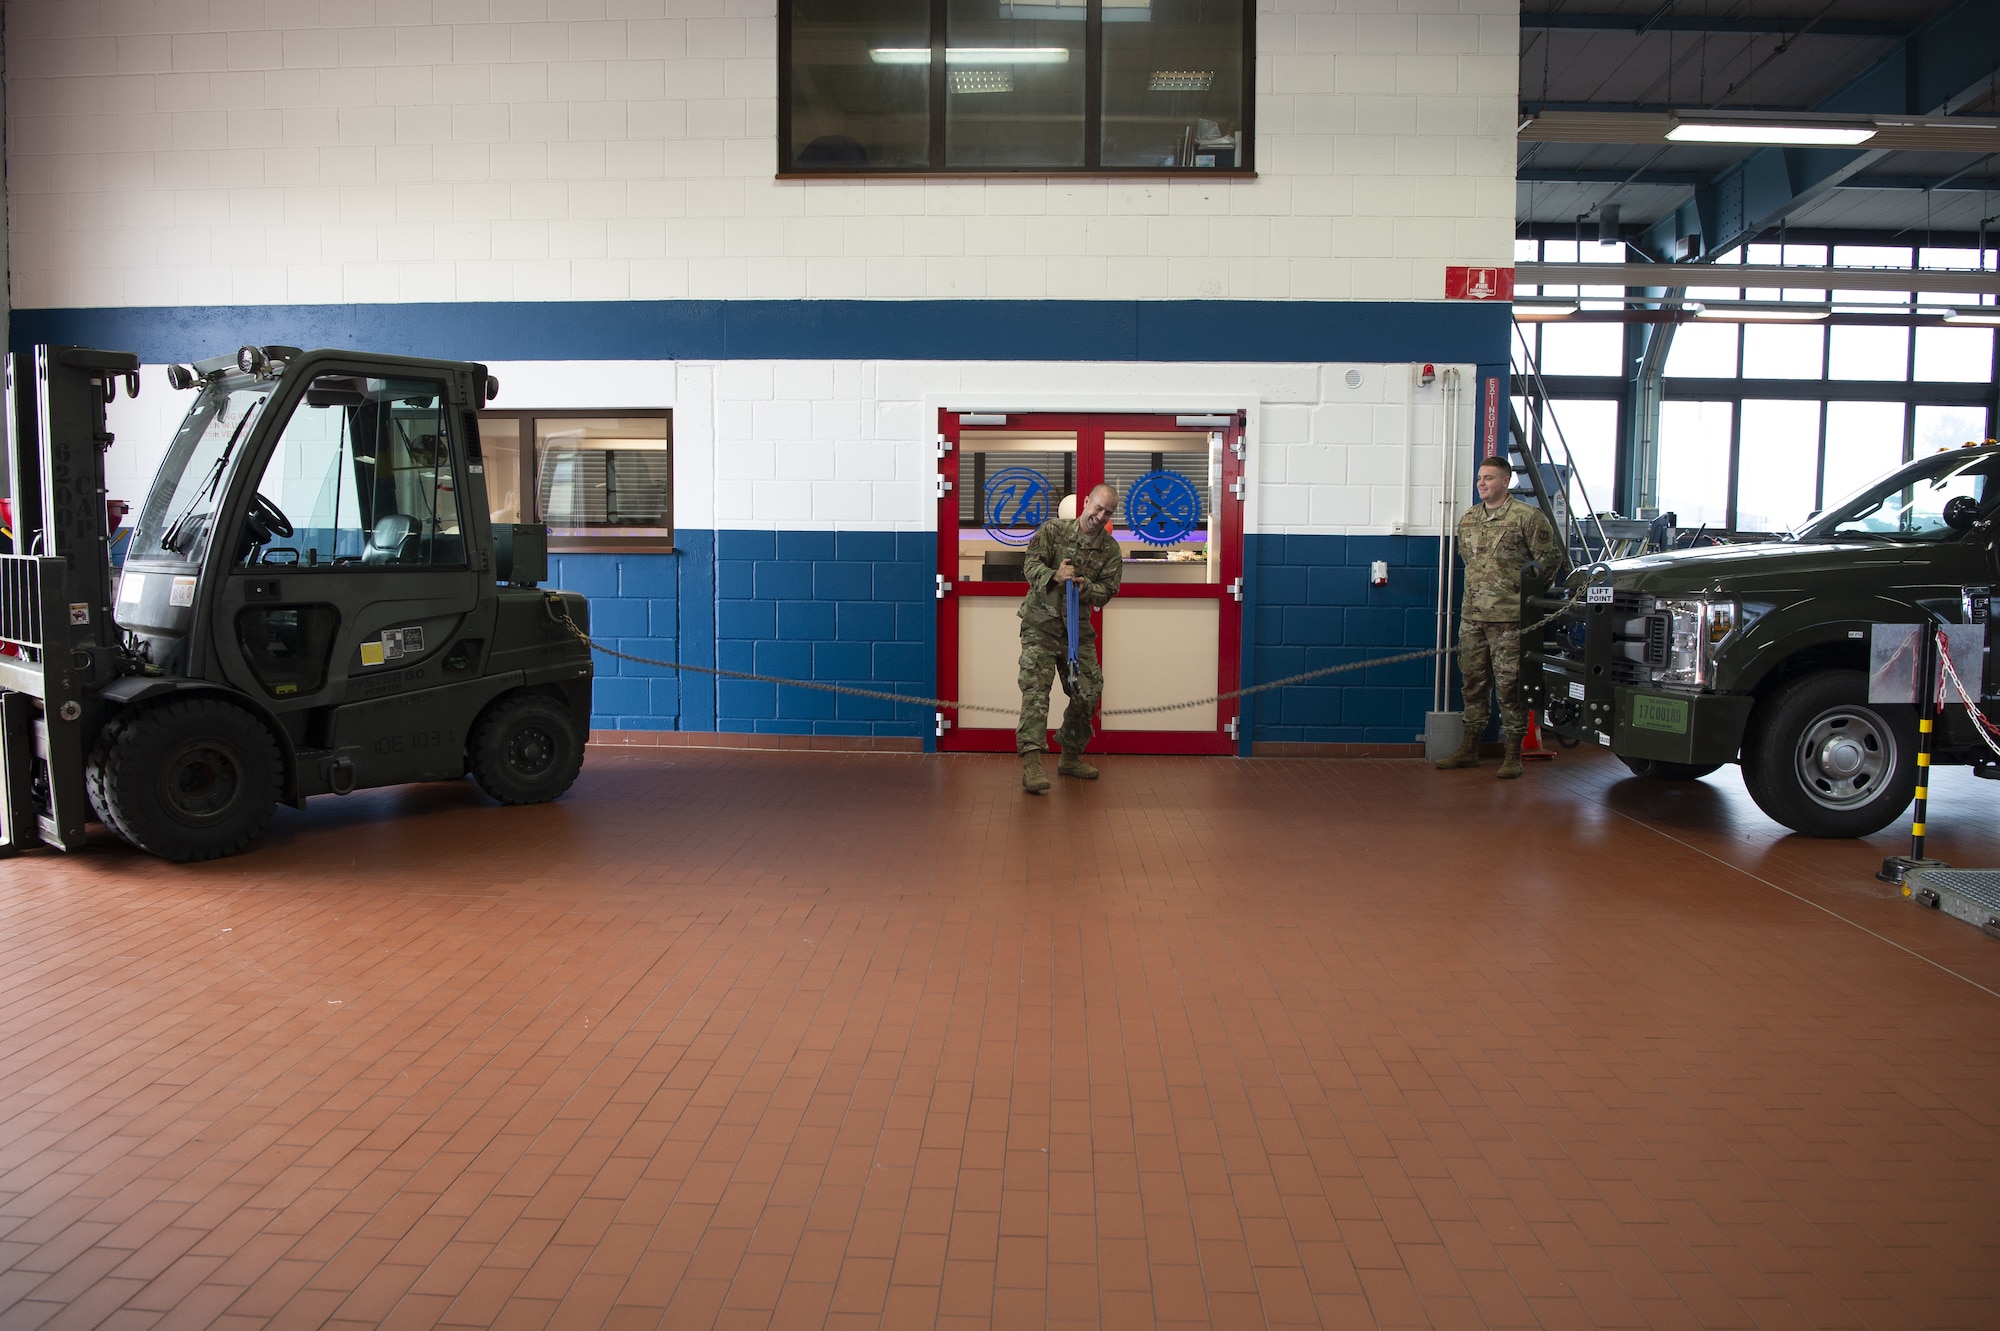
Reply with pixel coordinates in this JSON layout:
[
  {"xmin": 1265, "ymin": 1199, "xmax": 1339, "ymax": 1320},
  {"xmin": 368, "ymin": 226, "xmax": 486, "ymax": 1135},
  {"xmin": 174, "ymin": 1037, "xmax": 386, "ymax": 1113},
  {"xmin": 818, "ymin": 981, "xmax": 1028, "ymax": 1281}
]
[
  {"xmin": 12, "ymin": 299, "xmax": 1510, "ymax": 366},
  {"xmin": 552, "ymin": 529, "xmax": 1448, "ymax": 747}
]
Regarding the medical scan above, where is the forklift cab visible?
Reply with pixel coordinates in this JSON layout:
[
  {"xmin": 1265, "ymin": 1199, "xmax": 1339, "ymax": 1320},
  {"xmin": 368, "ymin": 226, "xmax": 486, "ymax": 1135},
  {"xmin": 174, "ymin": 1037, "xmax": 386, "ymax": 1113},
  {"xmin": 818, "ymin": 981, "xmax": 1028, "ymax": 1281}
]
[{"xmin": 121, "ymin": 351, "xmax": 492, "ymax": 724}]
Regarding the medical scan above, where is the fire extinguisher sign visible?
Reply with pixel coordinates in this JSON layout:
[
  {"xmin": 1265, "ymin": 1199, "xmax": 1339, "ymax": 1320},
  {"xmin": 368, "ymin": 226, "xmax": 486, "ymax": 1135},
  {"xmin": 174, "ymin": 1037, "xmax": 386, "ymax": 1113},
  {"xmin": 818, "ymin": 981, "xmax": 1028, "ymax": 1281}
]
[{"xmin": 1445, "ymin": 265, "xmax": 1515, "ymax": 301}]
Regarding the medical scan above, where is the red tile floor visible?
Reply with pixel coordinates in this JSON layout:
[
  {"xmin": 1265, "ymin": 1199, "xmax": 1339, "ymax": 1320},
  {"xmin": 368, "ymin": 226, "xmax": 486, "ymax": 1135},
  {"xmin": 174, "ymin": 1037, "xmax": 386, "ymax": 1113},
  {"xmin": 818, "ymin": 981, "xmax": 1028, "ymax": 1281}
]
[{"xmin": 3, "ymin": 744, "xmax": 1998, "ymax": 1329}]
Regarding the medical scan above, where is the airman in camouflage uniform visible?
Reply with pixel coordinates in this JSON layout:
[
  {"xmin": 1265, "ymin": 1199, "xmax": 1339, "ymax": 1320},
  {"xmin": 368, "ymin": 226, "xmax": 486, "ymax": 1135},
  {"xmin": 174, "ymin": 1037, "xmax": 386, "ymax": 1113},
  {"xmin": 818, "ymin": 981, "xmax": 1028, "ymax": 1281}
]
[
  {"xmin": 1436, "ymin": 455, "xmax": 1561, "ymax": 779},
  {"xmin": 1017, "ymin": 483, "xmax": 1123, "ymax": 793}
]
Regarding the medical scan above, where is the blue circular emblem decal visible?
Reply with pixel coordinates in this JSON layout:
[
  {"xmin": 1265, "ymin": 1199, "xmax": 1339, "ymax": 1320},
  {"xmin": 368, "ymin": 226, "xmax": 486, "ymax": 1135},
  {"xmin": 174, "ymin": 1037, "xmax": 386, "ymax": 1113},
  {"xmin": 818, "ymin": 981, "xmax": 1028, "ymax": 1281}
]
[
  {"xmin": 984, "ymin": 467, "xmax": 1051, "ymax": 545},
  {"xmin": 1125, "ymin": 469, "xmax": 1203, "ymax": 546}
]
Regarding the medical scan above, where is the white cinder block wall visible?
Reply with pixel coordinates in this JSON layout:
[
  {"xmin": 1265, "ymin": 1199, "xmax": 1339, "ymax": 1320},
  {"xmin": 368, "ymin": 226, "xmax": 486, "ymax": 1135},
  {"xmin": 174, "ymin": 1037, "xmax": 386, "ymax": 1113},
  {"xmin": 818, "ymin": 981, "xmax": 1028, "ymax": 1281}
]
[
  {"xmin": 104, "ymin": 358, "xmax": 1479, "ymax": 537},
  {"xmin": 5, "ymin": 0, "xmax": 1518, "ymax": 309}
]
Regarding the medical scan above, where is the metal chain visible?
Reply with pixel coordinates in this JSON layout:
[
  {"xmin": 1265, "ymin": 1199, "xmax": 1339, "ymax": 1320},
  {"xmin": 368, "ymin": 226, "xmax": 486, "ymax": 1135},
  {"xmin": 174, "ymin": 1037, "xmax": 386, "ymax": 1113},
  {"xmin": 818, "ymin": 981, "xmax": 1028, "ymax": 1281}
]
[{"xmin": 542, "ymin": 588, "xmax": 1588, "ymax": 721}]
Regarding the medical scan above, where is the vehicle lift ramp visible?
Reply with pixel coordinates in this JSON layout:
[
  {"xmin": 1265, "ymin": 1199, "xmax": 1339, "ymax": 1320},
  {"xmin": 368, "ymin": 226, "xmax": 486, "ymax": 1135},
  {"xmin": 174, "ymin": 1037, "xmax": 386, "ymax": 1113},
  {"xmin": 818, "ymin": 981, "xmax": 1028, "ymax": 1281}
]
[{"xmin": 0, "ymin": 346, "xmax": 139, "ymax": 855}]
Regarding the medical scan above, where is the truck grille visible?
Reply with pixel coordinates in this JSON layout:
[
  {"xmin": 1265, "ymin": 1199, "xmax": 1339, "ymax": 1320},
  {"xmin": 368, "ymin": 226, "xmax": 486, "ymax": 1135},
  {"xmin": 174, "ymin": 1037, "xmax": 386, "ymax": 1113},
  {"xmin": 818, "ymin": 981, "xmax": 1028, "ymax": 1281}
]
[
  {"xmin": 0, "ymin": 556, "xmax": 43, "ymax": 651},
  {"xmin": 1532, "ymin": 591, "xmax": 1659, "ymax": 685}
]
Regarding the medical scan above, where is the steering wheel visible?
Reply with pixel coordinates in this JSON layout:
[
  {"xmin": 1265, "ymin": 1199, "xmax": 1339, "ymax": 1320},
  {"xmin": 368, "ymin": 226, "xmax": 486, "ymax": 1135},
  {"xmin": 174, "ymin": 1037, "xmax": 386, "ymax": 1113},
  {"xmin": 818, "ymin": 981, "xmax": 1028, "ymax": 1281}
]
[{"xmin": 247, "ymin": 491, "xmax": 294, "ymax": 540}]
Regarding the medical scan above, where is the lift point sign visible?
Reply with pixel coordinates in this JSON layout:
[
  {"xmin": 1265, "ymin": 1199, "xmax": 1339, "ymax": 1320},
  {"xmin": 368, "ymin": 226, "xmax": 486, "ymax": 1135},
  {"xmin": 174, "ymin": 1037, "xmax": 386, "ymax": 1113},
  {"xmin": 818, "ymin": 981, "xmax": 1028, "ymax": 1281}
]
[{"xmin": 1445, "ymin": 266, "xmax": 1515, "ymax": 301}]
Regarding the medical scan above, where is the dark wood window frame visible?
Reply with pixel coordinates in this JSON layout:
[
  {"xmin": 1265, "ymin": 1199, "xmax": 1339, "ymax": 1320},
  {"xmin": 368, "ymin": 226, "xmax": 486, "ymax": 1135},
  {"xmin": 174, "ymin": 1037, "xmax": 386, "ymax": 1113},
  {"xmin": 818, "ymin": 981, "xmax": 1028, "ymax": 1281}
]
[
  {"xmin": 476, "ymin": 409, "xmax": 675, "ymax": 553},
  {"xmin": 778, "ymin": 0, "xmax": 1255, "ymax": 178}
]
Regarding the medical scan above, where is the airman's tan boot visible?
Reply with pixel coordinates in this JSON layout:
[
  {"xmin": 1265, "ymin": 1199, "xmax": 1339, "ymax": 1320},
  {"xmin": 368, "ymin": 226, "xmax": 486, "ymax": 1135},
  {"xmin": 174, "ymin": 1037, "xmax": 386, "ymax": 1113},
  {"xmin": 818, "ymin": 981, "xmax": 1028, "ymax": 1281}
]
[
  {"xmin": 1433, "ymin": 729, "xmax": 1482, "ymax": 769},
  {"xmin": 1022, "ymin": 753, "xmax": 1051, "ymax": 794},
  {"xmin": 1057, "ymin": 751, "xmax": 1099, "ymax": 779},
  {"xmin": 1496, "ymin": 736, "xmax": 1524, "ymax": 779}
]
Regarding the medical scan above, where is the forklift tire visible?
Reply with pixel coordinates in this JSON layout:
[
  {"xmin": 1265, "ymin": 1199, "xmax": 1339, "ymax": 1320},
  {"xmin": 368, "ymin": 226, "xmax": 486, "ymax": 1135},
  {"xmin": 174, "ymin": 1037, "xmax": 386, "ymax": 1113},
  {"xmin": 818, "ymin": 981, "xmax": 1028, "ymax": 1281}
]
[
  {"xmin": 87, "ymin": 699, "xmax": 283, "ymax": 862},
  {"xmin": 1619, "ymin": 757, "xmax": 1721, "ymax": 781},
  {"xmin": 1741, "ymin": 669, "xmax": 1916, "ymax": 838},
  {"xmin": 468, "ymin": 692, "xmax": 584, "ymax": 806}
]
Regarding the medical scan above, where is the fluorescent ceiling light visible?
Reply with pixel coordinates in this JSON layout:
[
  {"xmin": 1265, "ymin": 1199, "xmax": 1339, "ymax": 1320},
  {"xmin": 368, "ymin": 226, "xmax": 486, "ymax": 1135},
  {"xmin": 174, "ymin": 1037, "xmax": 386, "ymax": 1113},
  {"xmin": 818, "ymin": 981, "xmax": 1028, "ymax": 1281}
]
[
  {"xmin": 1668, "ymin": 122, "xmax": 1876, "ymax": 147},
  {"xmin": 870, "ymin": 46, "xmax": 1071, "ymax": 64},
  {"xmin": 951, "ymin": 68, "xmax": 1013, "ymax": 94},
  {"xmin": 1946, "ymin": 308, "xmax": 2000, "ymax": 326},
  {"xmin": 1513, "ymin": 302, "xmax": 1578, "ymax": 321},
  {"xmin": 1695, "ymin": 304, "xmax": 1828, "ymax": 322}
]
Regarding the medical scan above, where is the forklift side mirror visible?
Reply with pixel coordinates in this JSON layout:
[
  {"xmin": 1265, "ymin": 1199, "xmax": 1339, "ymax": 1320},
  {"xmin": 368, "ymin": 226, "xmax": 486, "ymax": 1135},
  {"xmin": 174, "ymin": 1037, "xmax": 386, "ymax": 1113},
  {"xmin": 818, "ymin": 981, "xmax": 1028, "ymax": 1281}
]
[{"xmin": 1945, "ymin": 494, "xmax": 1980, "ymax": 532}]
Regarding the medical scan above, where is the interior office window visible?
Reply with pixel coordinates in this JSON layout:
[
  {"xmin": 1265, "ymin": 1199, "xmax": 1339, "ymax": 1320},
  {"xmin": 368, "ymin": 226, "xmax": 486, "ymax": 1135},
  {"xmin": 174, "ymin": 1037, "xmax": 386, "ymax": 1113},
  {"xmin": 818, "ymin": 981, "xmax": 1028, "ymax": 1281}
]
[
  {"xmin": 1821, "ymin": 402, "xmax": 1905, "ymax": 509},
  {"xmin": 481, "ymin": 418, "xmax": 523, "ymax": 524},
  {"xmin": 789, "ymin": 0, "xmax": 932, "ymax": 168},
  {"xmin": 1741, "ymin": 323, "xmax": 1824, "ymax": 379},
  {"xmin": 1656, "ymin": 401, "xmax": 1732, "ymax": 531},
  {"xmin": 1914, "ymin": 326, "xmax": 1994, "ymax": 382},
  {"xmin": 477, "ymin": 412, "xmax": 672, "ymax": 550},
  {"xmin": 1914, "ymin": 404, "xmax": 1991, "ymax": 453},
  {"xmin": 1102, "ymin": 0, "xmax": 1245, "ymax": 167},
  {"xmin": 946, "ymin": 0, "xmax": 1086, "ymax": 167},
  {"xmin": 1736, "ymin": 399, "xmax": 1821, "ymax": 534},
  {"xmin": 781, "ymin": 0, "xmax": 1252, "ymax": 173},
  {"xmin": 1664, "ymin": 323, "xmax": 1738, "ymax": 378},
  {"xmin": 1827, "ymin": 325, "xmax": 1909, "ymax": 381}
]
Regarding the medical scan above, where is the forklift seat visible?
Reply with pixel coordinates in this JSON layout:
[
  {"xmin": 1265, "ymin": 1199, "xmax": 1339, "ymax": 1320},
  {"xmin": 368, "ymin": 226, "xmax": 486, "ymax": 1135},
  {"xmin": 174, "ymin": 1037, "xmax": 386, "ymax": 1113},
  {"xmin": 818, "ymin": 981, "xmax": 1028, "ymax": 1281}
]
[{"xmin": 362, "ymin": 514, "xmax": 418, "ymax": 565}]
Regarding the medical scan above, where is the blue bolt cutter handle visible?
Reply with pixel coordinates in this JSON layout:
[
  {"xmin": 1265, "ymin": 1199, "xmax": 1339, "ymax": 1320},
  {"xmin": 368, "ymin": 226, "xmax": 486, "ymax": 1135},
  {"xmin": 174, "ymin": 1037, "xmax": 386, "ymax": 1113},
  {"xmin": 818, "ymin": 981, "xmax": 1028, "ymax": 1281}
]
[{"xmin": 1065, "ymin": 576, "xmax": 1081, "ymax": 690}]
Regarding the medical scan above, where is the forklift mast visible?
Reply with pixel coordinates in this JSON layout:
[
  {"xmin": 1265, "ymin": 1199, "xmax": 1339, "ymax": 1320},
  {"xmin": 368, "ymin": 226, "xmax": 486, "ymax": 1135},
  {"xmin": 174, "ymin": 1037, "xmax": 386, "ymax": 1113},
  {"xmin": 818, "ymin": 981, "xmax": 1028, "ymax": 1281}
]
[{"xmin": 0, "ymin": 346, "xmax": 141, "ymax": 852}]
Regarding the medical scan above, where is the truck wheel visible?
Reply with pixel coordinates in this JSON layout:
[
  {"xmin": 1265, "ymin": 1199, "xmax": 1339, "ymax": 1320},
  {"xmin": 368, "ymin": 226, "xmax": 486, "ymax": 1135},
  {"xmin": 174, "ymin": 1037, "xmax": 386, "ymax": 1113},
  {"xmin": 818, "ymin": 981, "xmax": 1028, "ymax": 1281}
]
[
  {"xmin": 1620, "ymin": 757, "xmax": 1721, "ymax": 780},
  {"xmin": 1741, "ymin": 669, "xmax": 1916, "ymax": 838},
  {"xmin": 88, "ymin": 699, "xmax": 283, "ymax": 861},
  {"xmin": 467, "ymin": 692, "xmax": 584, "ymax": 805}
]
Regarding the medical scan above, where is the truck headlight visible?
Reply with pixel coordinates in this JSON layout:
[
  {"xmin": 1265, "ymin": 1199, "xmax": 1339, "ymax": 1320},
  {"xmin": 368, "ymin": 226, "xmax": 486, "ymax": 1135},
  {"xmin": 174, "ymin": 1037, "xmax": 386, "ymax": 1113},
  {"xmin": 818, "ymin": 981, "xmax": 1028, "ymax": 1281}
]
[{"xmin": 1658, "ymin": 598, "xmax": 1737, "ymax": 686}]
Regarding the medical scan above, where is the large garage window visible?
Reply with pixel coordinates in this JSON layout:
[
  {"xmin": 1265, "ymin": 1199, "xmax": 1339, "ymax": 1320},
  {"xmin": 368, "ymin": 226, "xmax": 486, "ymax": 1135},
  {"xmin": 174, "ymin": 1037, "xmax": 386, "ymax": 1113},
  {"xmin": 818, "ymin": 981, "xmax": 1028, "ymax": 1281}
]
[
  {"xmin": 477, "ymin": 412, "xmax": 672, "ymax": 552},
  {"xmin": 781, "ymin": 0, "xmax": 1252, "ymax": 174}
]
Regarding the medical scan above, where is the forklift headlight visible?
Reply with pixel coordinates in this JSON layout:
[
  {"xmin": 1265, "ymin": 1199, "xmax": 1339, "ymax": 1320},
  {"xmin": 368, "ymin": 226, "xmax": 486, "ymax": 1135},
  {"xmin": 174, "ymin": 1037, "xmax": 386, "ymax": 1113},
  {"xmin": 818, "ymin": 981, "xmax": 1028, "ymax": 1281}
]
[
  {"xmin": 166, "ymin": 364, "xmax": 195, "ymax": 390},
  {"xmin": 237, "ymin": 345, "xmax": 268, "ymax": 375},
  {"xmin": 484, "ymin": 375, "xmax": 500, "ymax": 403}
]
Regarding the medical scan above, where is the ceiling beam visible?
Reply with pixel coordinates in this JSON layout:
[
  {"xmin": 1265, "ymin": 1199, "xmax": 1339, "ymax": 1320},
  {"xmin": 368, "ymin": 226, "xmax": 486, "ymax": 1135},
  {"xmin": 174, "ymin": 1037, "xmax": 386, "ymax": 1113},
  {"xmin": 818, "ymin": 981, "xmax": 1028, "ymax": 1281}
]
[
  {"xmin": 1520, "ymin": 168, "xmax": 2000, "ymax": 193},
  {"xmin": 1522, "ymin": 12, "xmax": 1913, "ymax": 40},
  {"xmin": 1517, "ymin": 262, "xmax": 2000, "ymax": 295},
  {"xmin": 1638, "ymin": 0, "xmax": 2000, "ymax": 262}
]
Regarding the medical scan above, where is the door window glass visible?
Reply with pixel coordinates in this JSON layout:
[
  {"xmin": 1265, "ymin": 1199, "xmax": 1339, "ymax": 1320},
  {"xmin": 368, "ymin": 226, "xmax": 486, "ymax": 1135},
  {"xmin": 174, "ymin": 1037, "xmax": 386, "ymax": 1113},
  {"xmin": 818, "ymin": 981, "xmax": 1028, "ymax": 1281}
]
[
  {"xmin": 246, "ymin": 375, "xmax": 464, "ymax": 568},
  {"xmin": 1106, "ymin": 431, "xmax": 1217, "ymax": 583},
  {"xmin": 957, "ymin": 430, "xmax": 1079, "ymax": 583}
]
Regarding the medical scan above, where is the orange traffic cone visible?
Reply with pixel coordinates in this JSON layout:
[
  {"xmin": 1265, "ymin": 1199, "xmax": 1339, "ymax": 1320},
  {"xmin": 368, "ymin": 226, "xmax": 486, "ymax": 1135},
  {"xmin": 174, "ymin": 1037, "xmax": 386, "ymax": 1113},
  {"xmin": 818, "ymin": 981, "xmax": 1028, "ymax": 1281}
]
[{"xmin": 1519, "ymin": 711, "xmax": 1554, "ymax": 761}]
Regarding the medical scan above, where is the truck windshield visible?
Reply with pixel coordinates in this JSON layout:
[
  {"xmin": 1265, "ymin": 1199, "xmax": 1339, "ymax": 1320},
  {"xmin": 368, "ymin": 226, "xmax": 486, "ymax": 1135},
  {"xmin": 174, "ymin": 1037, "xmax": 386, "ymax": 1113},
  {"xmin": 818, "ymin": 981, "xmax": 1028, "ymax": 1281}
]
[
  {"xmin": 1792, "ymin": 451, "xmax": 2000, "ymax": 543},
  {"xmin": 128, "ymin": 379, "xmax": 275, "ymax": 564}
]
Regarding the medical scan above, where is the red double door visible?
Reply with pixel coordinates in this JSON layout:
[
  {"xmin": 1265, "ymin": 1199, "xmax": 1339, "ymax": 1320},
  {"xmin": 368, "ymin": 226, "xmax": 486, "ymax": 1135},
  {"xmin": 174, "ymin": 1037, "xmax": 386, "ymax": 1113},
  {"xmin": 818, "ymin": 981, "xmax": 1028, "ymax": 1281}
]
[{"xmin": 934, "ymin": 411, "xmax": 1245, "ymax": 754}]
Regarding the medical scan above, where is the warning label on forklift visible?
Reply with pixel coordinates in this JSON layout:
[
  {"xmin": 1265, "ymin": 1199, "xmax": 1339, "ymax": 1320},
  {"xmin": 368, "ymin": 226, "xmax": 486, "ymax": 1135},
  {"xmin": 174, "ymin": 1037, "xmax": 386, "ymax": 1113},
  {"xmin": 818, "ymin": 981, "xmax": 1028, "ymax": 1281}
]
[
  {"xmin": 359, "ymin": 626, "xmax": 429, "ymax": 667},
  {"xmin": 118, "ymin": 573, "xmax": 145, "ymax": 604},
  {"xmin": 381, "ymin": 626, "xmax": 425, "ymax": 660},
  {"xmin": 169, "ymin": 577, "xmax": 196, "ymax": 607}
]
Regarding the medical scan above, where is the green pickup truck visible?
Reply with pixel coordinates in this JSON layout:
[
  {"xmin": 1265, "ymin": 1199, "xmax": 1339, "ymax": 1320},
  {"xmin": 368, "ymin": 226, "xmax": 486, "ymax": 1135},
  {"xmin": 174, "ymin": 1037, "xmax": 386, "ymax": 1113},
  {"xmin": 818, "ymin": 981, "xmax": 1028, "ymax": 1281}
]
[{"xmin": 1524, "ymin": 444, "xmax": 2000, "ymax": 838}]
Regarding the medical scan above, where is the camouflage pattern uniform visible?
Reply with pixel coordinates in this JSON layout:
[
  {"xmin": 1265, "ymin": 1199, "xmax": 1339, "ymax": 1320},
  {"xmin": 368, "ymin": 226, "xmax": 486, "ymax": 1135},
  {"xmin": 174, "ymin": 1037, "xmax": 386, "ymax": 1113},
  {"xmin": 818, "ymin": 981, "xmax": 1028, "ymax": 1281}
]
[
  {"xmin": 1017, "ymin": 516, "xmax": 1123, "ymax": 754},
  {"xmin": 1455, "ymin": 496, "xmax": 1561, "ymax": 740}
]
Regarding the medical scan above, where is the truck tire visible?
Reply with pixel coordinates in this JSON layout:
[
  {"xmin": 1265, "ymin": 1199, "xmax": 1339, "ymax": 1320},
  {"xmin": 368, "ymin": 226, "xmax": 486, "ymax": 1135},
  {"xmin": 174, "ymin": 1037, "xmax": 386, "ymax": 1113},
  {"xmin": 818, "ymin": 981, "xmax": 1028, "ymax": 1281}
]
[
  {"xmin": 88, "ymin": 699, "xmax": 283, "ymax": 861},
  {"xmin": 1620, "ymin": 757, "xmax": 1722, "ymax": 780},
  {"xmin": 467, "ymin": 692, "xmax": 584, "ymax": 805},
  {"xmin": 1741, "ymin": 669, "xmax": 1916, "ymax": 838}
]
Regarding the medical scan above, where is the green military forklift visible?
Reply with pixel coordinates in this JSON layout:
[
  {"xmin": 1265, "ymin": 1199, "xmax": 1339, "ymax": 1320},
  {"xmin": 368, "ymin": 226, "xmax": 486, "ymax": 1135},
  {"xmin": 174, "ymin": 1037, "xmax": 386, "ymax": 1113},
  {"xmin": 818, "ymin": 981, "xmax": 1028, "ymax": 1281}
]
[{"xmin": 0, "ymin": 344, "xmax": 593, "ymax": 862}]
